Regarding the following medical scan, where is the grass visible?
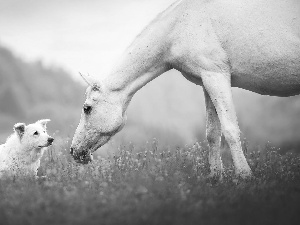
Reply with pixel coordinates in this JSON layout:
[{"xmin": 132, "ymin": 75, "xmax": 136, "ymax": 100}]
[{"xmin": 0, "ymin": 137, "xmax": 300, "ymax": 225}]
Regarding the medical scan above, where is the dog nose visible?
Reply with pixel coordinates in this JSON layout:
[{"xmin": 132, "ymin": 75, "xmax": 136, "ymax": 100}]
[{"xmin": 48, "ymin": 137, "xmax": 54, "ymax": 144}]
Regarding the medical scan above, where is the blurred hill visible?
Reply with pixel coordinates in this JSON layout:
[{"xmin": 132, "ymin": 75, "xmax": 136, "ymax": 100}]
[{"xmin": 0, "ymin": 45, "xmax": 85, "ymax": 141}]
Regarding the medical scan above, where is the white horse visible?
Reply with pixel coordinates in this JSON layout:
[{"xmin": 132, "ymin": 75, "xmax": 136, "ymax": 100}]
[{"xmin": 71, "ymin": 0, "xmax": 300, "ymax": 178}]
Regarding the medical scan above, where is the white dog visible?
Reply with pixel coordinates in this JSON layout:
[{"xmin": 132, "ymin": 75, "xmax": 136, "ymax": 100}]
[{"xmin": 0, "ymin": 119, "xmax": 54, "ymax": 178}]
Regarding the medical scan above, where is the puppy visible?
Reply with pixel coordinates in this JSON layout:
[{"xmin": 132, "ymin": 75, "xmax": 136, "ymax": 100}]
[{"xmin": 0, "ymin": 119, "xmax": 54, "ymax": 178}]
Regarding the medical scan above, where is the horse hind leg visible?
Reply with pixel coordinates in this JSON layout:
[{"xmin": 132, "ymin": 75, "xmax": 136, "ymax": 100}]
[
  {"xmin": 202, "ymin": 71, "xmax": 252, "ymax": 178},
  {"xmin": 204, "ymin": 89, "xmax": 224, "ymax": 179}
]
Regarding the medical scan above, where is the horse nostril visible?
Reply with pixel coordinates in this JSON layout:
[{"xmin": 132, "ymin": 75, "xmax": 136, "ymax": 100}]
[{"xmin": 70, "ymin": 147, "xmax": 74, "ymax": 155}]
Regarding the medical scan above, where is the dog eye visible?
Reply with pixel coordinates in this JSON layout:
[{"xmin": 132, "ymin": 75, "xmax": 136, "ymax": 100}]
[
  {"xmin": 83, "ymin": 105, "xmax": 92, "ymax": 115},
  {"xmin": 33, "ymin": 131, "xmax": 39, "ymax": 136}
]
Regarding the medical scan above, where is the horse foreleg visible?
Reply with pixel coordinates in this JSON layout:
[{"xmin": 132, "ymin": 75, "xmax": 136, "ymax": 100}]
[
  {"xmin": 201, "ymin": 71, "xmax": 252, "ymax": 178},
  {"xmin": 204, "ymin": 88, "xmax": 224, "ymax": 179}
]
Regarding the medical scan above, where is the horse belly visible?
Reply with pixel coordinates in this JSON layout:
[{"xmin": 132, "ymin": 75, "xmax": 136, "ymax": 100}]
[
  {"xmin": 229, "ymin": 35, "xmax": 300, "ymax": 96},
  {"xmin": 230, "ymin": 46, "xmax": 300, "ymax": 96},
  {"xmin": 207, "ymin": 0, "xmax": 300, "ymax": 96},
  {"xmin": 227, "ymin": 32, "xmax": 300, "ymax": 96},
  {"xmin": 232, "ymin": 72, "xmax": 300, "ymax": 97}
]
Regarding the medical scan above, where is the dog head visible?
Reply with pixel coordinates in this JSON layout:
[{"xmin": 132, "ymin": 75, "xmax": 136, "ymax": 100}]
[{"xmin": 14, "ymin": 119, "xmax": 54, "ymax": 151}]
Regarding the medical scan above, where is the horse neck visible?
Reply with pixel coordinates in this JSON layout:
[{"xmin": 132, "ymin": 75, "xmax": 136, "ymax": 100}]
[{"xmin": 102, "ymin": 4, "xmax": 179, "ymax": 108}]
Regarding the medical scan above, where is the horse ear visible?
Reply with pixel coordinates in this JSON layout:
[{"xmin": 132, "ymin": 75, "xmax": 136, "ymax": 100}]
[
  {"xmin": 37, "ymin": 119, "xmax": 50, "ymax": 129},
  {"xmin": 79, "ymin": 72, "xmax": 99, "ymax": 87},
  {"xmin": 14, "ymin": 123, "xmax": 26, "ymax": 139}
]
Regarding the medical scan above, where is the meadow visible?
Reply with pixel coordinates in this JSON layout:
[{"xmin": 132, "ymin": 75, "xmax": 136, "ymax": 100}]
[{"xmin": 0, "ymin": 137, "xmax": 300, "ymax": 225}]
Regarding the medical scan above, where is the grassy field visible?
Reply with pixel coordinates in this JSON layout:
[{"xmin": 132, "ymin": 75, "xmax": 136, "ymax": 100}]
[{"xmin": 0, "ymin": 138, "xmax": 300, "ymax": 225}]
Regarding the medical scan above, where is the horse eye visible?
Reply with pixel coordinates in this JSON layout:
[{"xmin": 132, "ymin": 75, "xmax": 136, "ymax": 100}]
[
  {"xmin": 33, "ymin": 131, "xmax": 39, "ymax": 136},
  {"xmin": 83, "ymin": 105, "xmax": 92, "ymax": 115},
  {"xmin": 92, "ymin": 86, "xmax": 99, "ymax": 91}
]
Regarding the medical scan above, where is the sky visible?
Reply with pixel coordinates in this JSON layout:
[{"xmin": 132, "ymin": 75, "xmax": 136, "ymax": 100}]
[{"xmin": 0, "ymin": 0, "xmax": 175, "ymax": 80}]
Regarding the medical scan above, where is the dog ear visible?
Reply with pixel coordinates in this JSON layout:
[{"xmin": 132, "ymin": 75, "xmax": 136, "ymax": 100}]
[
  {"xmin": 14, "ymin": 123, "xmax": 26, "ymax": 139},
  {"xmin": 37, "ymin": 119, "xmax": 51, "ymax": 129}
]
